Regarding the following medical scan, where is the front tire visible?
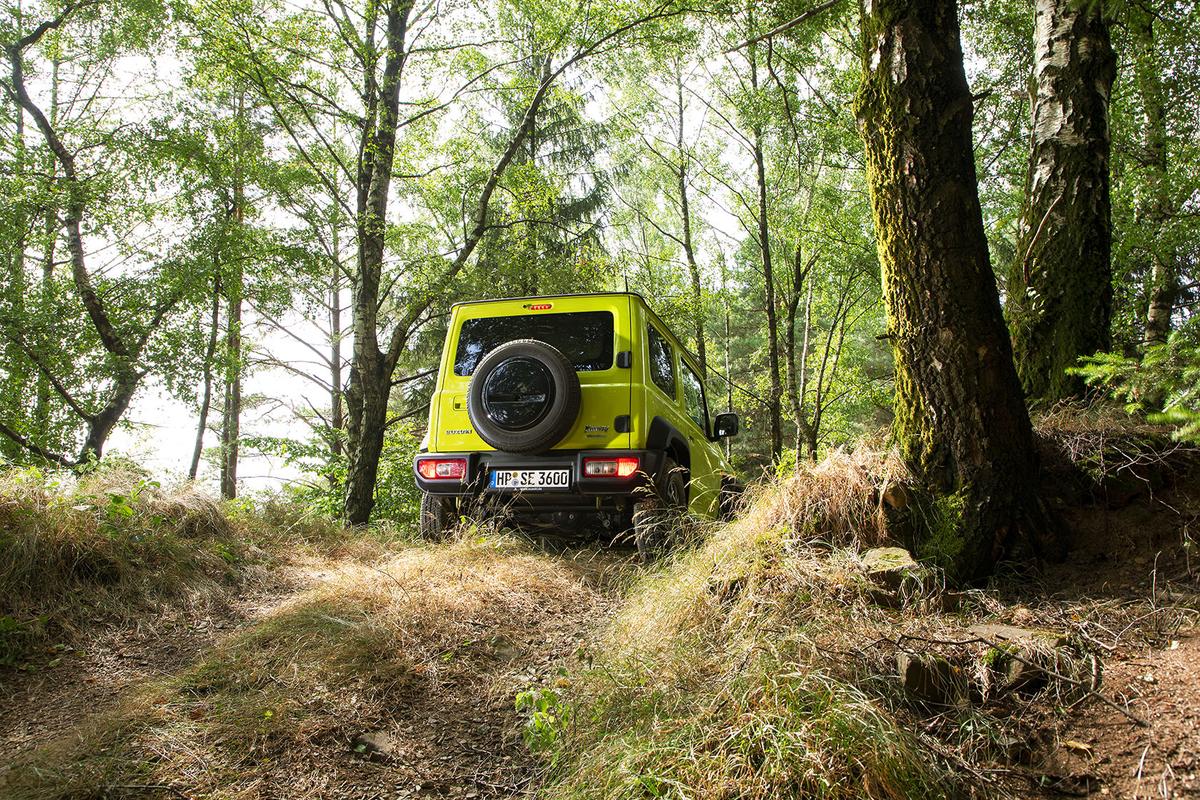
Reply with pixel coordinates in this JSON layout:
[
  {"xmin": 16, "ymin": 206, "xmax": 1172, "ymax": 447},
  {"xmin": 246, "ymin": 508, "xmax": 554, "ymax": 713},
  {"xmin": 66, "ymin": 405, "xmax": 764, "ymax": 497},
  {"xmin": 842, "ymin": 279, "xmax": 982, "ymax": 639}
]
[{"xmin": 419, "ymin": 493, "xmax": 457, "ymax": 541}]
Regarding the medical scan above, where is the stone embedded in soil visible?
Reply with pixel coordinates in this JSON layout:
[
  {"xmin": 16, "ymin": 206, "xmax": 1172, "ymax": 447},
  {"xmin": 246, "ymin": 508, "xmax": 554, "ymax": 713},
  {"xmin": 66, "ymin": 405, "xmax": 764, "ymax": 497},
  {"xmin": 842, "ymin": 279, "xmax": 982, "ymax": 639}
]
[
  {"xmin": 352, "ymin": 731, "xmax": 399, "ymax": 762},
  {"xmin": 970, "ymin": 623, "xmax": 1072, "ymax": 693},
  {"xmin": 969, "ymin": 622, "xmax": 1068, "ymax": 649},
  {"xmin": 862, "ymin": 547, "xmax": 922, "ymax": 590},
  {"xmin": 897, "ymin": 652, "xmax": 967, "ymax": 708}
]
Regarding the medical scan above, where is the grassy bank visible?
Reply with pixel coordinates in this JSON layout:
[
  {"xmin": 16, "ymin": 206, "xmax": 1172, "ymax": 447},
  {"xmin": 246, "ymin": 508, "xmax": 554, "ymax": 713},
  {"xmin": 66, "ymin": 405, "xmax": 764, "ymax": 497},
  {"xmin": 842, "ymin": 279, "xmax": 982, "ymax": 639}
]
[
  {"xmin": 533, "ymin": 437, "xmax": 1197, "ymax": 799},
  {"xmin": 535, "ymin": 450, "xmax": 963, "ymax": 799},
  {"xmin": 0, "ymin": 464, "xmax": 393, "ymax": 667}
]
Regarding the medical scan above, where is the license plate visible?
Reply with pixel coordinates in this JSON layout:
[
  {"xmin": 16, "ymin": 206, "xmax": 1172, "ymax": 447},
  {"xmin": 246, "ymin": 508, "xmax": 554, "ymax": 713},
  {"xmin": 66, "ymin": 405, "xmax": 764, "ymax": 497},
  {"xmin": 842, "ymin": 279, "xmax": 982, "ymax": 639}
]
[{"xmin": 489, "ymin": 468, "xmax": 570, "ymax": 491}]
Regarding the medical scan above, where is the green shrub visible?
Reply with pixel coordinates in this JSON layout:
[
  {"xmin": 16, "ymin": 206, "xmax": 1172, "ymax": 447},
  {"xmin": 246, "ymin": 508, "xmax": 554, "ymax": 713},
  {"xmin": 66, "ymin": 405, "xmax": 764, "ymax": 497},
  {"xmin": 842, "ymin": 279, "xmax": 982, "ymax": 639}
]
[{"xmin": 1071, "ymin": 319, "xmax": 1200, "ymax": 444}]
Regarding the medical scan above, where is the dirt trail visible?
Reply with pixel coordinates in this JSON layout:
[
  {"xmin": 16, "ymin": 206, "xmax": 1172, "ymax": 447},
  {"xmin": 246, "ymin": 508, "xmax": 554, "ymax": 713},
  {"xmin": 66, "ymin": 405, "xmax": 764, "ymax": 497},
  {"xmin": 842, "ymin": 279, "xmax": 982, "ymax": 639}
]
[
  {"xmin": 0, "ymin": 541, "xmax": 634, "ymax": 799},
  {"xmin": 274, "ymin": 544, "xmax": 633, "ymax": 799},
  {"xmin": 0, "ymin": 567, "xmax": 309, "ymax": 761},
  {"xmin": 1038, "ymin": 484, "xmax": 1200, "ymax": 798}
]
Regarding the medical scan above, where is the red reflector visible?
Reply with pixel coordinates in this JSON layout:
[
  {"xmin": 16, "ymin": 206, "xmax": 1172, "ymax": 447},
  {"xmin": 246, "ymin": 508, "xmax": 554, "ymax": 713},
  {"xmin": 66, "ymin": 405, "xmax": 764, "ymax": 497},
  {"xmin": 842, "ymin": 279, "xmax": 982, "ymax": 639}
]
[
  {"xmin": 417, "ymin": 457, "xmax": 466, "ymax": 480},
  {"xmin": 583, "ymin": 457, "xmax": 639, "ymax": 478}
]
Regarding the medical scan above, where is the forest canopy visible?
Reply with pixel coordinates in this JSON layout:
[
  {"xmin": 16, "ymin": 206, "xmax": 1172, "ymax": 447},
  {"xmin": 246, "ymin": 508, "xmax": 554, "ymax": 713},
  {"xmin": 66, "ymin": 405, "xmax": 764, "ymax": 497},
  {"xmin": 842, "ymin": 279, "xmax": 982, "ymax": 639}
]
[{"xmin": 1, "ymin": 0, "xmax": 1197, "ymax": 575}]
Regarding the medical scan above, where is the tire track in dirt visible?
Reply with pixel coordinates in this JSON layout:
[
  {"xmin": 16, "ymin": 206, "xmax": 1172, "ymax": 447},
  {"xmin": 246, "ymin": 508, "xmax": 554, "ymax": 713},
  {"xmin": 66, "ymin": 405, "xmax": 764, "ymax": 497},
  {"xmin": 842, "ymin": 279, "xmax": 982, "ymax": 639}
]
[{"xmin": 0, "ymin": 541, "xmax": 636, "ymax": 799}]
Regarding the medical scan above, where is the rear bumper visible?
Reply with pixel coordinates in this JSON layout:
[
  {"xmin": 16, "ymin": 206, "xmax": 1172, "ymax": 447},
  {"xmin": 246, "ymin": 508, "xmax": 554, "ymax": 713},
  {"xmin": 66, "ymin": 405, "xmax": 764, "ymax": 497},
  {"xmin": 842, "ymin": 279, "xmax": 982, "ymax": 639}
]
[{"xmin": 414, "ymin": 449, "xmax": 665, "ymax": 501}]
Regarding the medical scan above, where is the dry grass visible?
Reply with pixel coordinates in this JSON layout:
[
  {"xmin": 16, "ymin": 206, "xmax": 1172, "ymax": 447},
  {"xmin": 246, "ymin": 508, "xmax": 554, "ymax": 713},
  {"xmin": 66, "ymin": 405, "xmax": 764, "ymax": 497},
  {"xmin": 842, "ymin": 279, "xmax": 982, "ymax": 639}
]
[
  {"xmin": 1, "ymin": 535, "xmax": 604, "ymax": 798},
  {"xmin": 739, "ymin": 446, "xmax": 903, "ymax": 548},
  {"xmin": 539, "ymin": 449, "xmax": 965, "ymax": 800},
  {"xmin": 0, "ymin": 465, "xmax": 392, "ymax": 666},
  {"xmin": 1033, "ymin": 400, "xmax": 1200, "ymax": 484}
]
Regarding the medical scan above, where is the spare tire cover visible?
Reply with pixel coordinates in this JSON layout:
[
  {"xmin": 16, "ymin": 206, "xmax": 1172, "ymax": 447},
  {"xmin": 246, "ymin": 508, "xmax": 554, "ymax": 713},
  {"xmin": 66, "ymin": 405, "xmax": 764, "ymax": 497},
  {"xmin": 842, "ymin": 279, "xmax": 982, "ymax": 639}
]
[{"xmin": 467, "ymin": 339, "xmax": 582, "ymax": 454}]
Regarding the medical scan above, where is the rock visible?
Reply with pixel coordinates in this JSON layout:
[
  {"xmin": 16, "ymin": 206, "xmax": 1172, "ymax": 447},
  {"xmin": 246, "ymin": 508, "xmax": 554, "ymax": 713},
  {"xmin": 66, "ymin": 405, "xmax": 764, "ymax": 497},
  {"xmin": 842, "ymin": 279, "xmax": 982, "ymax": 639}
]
[
  {"xmin": 862, "ymin": 547, "xmax": 921, "ymax": 590},
  {"xmin": 971, "ymin": 623, "xmax": 1070, "ymax": 694},
  {"xmin": 897, "ymin": 652, "xmax": 967, "ymax": 708},
  {"xmin": 352, "ymin": 731, "xmax": 398, "ymax": 762},
  {"xmin": 969, "ymin": 623, "xmax": 1067, "ymax": 649}
]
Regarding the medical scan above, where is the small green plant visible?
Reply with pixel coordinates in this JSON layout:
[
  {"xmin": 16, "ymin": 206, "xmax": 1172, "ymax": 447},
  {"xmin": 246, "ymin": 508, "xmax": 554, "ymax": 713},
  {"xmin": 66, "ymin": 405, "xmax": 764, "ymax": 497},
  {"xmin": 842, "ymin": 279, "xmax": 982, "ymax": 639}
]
[
  {"xmin": 1070, "ymin": 319, "xmax": 1200, "ymax": 444},
  {"xmin": 515, "ymin": 685, "xmax": 571, "ymax": 753}
]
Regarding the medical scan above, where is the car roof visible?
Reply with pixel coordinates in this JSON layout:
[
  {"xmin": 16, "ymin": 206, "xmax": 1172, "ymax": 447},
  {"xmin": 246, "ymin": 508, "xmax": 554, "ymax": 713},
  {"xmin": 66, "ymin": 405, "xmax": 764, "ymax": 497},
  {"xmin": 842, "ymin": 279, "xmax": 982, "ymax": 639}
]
[{"xmin": 449, "ymin": 291, "xmax": 704, "ymax": 373}]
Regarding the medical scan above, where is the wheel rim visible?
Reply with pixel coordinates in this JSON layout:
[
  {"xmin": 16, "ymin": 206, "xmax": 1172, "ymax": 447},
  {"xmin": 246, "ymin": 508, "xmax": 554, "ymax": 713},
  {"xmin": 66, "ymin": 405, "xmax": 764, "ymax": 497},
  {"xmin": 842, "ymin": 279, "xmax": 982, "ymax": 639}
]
[
  {"xmin": 481, "ymin": 356, "xmax": 555, "ymax": 431},
  {"xmin": 666, "ymin": 477, "xmax": 684, "ymax": 507}
]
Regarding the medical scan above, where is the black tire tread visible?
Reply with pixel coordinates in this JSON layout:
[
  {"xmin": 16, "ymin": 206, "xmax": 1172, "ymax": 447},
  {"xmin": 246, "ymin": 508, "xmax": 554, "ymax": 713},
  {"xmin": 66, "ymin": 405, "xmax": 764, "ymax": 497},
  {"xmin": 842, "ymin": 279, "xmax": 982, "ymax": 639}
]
[{"xmin": 419, "ymin": 493, "xmax": 456, "ymax": 541}]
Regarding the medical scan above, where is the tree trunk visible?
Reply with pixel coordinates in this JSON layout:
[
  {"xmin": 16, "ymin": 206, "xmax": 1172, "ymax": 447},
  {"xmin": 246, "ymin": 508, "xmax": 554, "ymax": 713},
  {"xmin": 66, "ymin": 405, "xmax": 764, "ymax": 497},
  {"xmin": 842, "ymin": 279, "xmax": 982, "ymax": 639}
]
[
  {"xmin": 746, "ymin": 35, "xmax": 783, "ymax": 459},
  {"xmin": 330, "ymin": 252, "xmax": 344, "ymax": 458},
  {"xmin": 721, "ymin": 258, "xmax": 733, "ymax": 460},
  {"xmin": 33, "ymin": 55, "xmax": 59, "ymax": 440},
  {"xmin": 2, "ymin": 75, "xmax": 28, "ymax": 461},
  {"xmin": 1008, "ymin": 0, "xmax": 1115, "ymax": 401},
  {"xmin": 855, "ymin": 0, "xmax": 1056, "ymax": 580},
  {"xmin": 222, "ymin": 275, "xmax": 242, "ymax": 496},
  {"xmin": 752, "ymin": 130, "xmax": 783, "ymax": 461},
  {"xmin": 190, "ymin": 272, "xmax": 221, "ymax": 480},
  {"xmin": 675, "ymin": 71, "xmax": 706, "ymax": 376},
  {"xmin": 344, "ymin": 0, "xmax": 414, "ymax": 526},
  {"xmin": 220, "ymin": 91, "xmax": 246, "ymax": 500},
  {"xmin": 1131, "ymin": 8, "xmax": 1174, "ymax": 347}
]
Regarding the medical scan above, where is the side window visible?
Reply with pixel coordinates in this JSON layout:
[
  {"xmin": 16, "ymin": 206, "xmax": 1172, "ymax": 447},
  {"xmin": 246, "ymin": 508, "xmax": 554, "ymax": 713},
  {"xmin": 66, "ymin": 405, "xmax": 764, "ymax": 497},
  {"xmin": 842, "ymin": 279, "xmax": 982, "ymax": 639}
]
[
  {"xmin": 647, "ymin": 324, "xmax": 675, "ymax": 398},
  {"xmin": 681, "ymin": 360, "xmax": 709, "ymax": 434}
]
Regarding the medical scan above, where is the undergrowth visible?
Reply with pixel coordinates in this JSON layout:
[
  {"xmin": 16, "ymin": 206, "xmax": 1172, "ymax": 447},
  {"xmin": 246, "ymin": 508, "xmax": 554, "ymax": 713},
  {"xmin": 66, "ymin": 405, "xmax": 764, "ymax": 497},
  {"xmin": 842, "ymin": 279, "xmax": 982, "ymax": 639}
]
[{"xmin": 0, "ymin": 463, "xmax": 400, "ymax": 667}]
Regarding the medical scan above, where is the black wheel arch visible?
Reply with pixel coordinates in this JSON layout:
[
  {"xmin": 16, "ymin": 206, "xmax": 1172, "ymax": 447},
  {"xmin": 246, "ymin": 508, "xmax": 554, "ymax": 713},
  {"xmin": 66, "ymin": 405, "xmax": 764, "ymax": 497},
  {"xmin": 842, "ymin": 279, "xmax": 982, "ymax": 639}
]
[{"xmin": 646, "ymin": 416, "xmax": 690, "ymax": 480}]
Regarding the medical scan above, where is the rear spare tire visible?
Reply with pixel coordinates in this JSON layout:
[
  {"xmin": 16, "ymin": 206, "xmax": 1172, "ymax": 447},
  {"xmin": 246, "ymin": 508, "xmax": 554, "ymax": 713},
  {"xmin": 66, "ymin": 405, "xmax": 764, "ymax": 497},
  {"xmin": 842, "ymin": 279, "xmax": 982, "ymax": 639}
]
[{"xmin": 467, "ymin": 338, "xmax": 581, "ymax": 454}]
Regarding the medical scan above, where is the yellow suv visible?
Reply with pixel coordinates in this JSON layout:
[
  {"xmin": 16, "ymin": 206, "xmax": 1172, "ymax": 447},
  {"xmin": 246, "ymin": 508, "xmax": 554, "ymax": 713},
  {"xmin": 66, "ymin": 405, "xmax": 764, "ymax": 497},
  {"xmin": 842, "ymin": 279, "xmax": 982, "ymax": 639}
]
[{"xmin": 414, "ymin": 292, "xmax": 741, "ymax": 553}]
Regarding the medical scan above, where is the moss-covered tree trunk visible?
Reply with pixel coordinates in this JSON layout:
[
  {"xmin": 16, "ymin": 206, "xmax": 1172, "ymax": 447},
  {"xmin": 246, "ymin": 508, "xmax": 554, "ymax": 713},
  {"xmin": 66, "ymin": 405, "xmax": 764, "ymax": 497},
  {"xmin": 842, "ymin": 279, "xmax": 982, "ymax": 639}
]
[
  {"xmin": 855, "ymin": 0, "xmax": 1055, "ymax": 580},
  {"xmin": 1008, "ymin": 0, "xmax": 1115, "ymax": 401}
]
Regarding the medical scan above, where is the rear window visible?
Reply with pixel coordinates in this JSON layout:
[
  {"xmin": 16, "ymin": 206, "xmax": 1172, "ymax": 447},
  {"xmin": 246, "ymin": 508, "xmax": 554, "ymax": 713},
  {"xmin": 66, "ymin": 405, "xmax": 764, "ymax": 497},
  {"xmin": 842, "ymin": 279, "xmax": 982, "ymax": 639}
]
[{"xmin": 453, "ymin": 310, "xmax": 615, "ymax": 376}]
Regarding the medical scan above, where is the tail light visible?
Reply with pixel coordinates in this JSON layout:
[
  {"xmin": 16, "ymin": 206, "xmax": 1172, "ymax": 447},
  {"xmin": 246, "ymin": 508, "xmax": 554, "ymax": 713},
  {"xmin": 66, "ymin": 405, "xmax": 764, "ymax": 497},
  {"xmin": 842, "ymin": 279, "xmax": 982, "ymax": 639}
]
[
  {"xmin": 416, "ymin": 457, "xmax": 467, "ymax": 480},
  {"xmin": 583, "ymin": 456, "xmax": 639, "ymax": 478}
]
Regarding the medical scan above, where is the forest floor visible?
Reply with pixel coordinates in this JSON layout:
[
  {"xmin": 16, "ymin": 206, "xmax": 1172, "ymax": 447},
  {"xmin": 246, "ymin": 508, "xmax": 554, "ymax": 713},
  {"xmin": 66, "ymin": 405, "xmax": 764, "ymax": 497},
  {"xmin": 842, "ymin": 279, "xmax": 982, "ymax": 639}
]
[
  {"xmin": 0, "ymin": 534, "xmax": 635, "ymax": 798},
  {"xmin": 1, "ymin": 461, "xmax": 1197, "ymax": 798},
  {"xmin": 1034, "ymin": 484, "xmax": 1200, "ymax": 798}
]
